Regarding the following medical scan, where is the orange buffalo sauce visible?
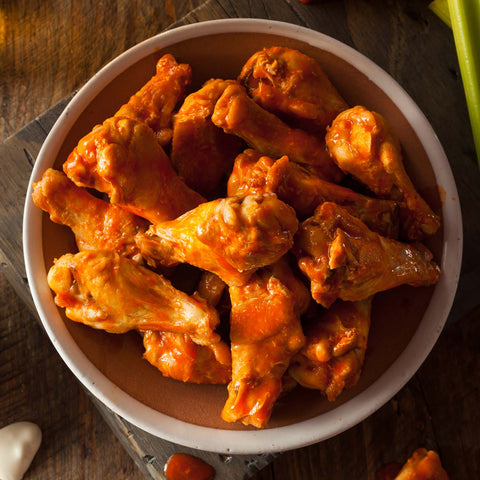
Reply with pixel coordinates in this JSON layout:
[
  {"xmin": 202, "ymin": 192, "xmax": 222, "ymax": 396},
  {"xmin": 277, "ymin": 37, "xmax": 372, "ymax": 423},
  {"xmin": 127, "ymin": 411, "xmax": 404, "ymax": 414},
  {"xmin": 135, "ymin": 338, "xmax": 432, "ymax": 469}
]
[{"xmin": 164, "ymin": 453, "xmax": 215, "ymax": 480}]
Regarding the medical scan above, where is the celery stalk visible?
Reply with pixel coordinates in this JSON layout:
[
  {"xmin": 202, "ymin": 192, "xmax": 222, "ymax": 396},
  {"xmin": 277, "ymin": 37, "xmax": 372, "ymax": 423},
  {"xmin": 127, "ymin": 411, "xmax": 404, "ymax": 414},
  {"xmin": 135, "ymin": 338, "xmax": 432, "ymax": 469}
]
[
  {"xmin": 429, "ymin": 0, "xmax": 452, "ymax": 27},
  {"xmin": 447, "ymin": 0, "xmax": 480, "ymax": 165}
]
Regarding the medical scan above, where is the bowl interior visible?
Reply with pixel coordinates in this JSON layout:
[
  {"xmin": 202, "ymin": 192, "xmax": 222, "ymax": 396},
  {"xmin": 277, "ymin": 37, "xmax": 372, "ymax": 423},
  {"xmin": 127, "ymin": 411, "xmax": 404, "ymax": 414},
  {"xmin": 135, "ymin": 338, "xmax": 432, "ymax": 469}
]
[{"xmin": 38, "ymin": 30, "xmax": 443, "ymax": 432}]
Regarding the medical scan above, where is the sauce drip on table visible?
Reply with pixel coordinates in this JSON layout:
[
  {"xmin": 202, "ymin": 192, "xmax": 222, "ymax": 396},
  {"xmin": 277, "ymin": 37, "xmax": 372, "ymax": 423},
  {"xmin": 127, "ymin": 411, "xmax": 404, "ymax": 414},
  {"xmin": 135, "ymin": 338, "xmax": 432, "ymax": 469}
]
[{"xmin": 164, "ymin": 453, "xmax": 215, "ymax": 480}]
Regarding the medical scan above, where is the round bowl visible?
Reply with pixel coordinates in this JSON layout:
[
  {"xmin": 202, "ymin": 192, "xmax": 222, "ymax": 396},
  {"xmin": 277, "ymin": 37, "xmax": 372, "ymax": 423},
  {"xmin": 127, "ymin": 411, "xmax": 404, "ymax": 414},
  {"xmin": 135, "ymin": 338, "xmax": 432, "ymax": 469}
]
[{"xmin": 23, "ymin": 18, "xmax": 462, "ymax": 454}]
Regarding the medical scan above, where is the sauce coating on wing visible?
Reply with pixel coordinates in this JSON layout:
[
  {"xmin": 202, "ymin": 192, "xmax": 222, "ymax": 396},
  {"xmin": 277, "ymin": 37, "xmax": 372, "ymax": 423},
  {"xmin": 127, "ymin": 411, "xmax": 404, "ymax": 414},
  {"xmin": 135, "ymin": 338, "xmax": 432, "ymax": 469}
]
[
  {"xmin": 326, "ymin": 106, "xmax": 440, "ymax": 240},
  {"xmin": 136, "ymin": 194, "xmax": 298, "ymax": 286},
  {"xmin": 294, "ymin": 202, "xmax": 440, "ymax": 308},
  {"xmin": 239, "ymin": 46, "xmax": 348, "ymax": 134},
  {"xmin": 115, "ymin": 53, "xmax": 192, "ymax": 146},
  {"xmin": 64, "ymin": 116, "xmax": 205, "ymax": 224},
  {"xmin": 211, "ymin": 82, "xmax": 343, "ymax": 182}
]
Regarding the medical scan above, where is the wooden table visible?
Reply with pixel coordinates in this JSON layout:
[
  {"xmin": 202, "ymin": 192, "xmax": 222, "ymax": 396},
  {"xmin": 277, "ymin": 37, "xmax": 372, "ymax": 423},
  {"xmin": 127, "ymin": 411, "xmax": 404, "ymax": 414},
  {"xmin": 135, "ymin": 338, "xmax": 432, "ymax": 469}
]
[{"xmin": 1, "ymin": 1, "xmax": 479, "ymax": 478}]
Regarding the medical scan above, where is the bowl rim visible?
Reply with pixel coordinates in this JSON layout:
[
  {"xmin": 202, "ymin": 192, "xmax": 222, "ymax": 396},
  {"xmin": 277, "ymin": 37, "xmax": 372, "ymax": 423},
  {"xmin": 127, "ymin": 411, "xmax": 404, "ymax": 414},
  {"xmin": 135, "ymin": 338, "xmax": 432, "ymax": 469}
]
[{"xmin": 23, "ymin": 18, "xmax": 463, "ymax": 454}]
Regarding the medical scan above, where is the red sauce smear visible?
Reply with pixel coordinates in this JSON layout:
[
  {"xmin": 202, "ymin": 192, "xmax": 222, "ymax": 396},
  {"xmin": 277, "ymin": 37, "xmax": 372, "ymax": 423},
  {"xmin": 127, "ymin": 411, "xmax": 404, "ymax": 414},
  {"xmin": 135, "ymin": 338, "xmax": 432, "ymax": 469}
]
[{"xmin": 164, "ymin": 453, "xmax": 215, "ymax": 480}]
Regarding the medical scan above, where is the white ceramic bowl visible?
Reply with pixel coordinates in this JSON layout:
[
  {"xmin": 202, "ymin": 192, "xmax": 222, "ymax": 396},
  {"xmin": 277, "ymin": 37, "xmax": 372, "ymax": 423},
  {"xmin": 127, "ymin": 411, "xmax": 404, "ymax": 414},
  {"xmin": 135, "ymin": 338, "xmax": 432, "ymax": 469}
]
[{"xmin": 23, "ymin": 19, "xmax": 462, "ymax": 454}]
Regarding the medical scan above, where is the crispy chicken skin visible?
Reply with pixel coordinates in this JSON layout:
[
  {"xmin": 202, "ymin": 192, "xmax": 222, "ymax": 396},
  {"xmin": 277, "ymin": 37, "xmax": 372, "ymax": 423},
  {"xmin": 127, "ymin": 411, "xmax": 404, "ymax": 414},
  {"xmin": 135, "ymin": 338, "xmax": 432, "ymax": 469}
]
[
  {"xmin": 171, "ymin": 79, "xmax": 243, "ymax": 196},
  {"xmin": 294, "ymin": 202, "xmax": 440, "ymax": 308},
  {"xmin": 32, "ymin": 168, "xmax": 147, "ymax": 259},
  {"xmin": 289, "ymin": 298, "xmax": 371, "ymax": 401},
  {"xmin": 136, "ymin": 194, "xmax": 299, "ymax": 286},
  {"xmin": 63, "ymin": 116, "xmax": 205, "ymax": 224},
  {"xmin": 211, "ymin": 82, "xmax": 343, "ymax": 183},
  {"xmin": 228, "ymin": 149, "xmax": 400, "ymax": 237},
  {"xmin": 47, "ymin": 250, "xmax": 220, "ymax": 345},
  {"xmin": 115, "ymin": 53, "xmax": 191, "ymax": 146},
  {"xmin": 377, "ymin": 449, "xmax": 449, "ymax": 480},
  {"xmin": 222, "ymin": 261, "xmax": 307, "ymax": 428},
  {"xmin": 325, "ymin": 106, "xmax": 440, "ymax": 240},
  {"xmin": 143, "ymin": 331, "xmax": 231, "ymax": 384},
  {"xmin": 238, "ymin": 46, "xmax": 348, "ymax": 134}
]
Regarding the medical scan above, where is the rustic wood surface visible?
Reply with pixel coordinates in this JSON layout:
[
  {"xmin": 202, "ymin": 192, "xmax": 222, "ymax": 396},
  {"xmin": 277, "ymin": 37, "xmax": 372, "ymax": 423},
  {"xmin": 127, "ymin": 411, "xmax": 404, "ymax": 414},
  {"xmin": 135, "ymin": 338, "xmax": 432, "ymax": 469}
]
[{"xmin": 1, "ymin": 0, "xmax": 479, "ymax": 479}]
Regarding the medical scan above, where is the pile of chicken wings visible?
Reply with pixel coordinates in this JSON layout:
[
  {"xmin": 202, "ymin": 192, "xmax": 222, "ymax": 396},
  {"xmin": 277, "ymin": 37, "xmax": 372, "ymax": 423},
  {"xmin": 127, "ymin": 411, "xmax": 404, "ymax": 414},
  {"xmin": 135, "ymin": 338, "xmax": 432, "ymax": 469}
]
[{"xmin": 33, "ymin": 47, "xmax": 441, "ymax": 429}]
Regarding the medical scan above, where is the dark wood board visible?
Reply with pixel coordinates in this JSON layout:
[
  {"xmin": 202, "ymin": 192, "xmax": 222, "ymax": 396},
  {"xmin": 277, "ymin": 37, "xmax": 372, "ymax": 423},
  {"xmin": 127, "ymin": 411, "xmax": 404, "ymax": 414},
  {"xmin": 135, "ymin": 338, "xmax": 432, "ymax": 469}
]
[{"xmin": 1, "ymin": 0, "xmax": 479, "ymax": 479}]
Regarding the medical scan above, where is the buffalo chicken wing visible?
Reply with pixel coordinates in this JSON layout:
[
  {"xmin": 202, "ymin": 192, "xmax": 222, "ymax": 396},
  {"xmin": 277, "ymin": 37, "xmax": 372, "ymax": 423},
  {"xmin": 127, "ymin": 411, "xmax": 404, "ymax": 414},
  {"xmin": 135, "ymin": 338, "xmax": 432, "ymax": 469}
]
[
  {"xmin": 115, "ymin": 53, "xmax": 191, "ymax": 146},
  {"xmin": 377, "ymin": 449, "xmax": 449, "ymax": 480},
  {"xmin": 48, "ymin": 250, "xmax": 220, "ymax": 345},
  {"xmin": 326, "ymin": 106, "xmax": 440, "ymax": 240},
  {"xmin": 289, "ymin": 298, "xmax": 372, "ymax": 401},
  {"xmin": 228, "ymin": 149, "xmax": 400, "ymax": 237},
  {"xmin": 222, "ymin": 260, "xmax": 307, "ymax": 428},
  {"xmin": 63, "ymin": 116, "xmax": 205, "ymax": 224},
  {"xmin": 136, "ymin": 194, "xmax": 298, "ymax": 286},
  {"xmin": 171, "ymin": 79, "xmax": 243, "ymax": 196},
  {"xmin": 238, "ymin": 46, "xmax": 348, "ymax": 135},
  {"xmin": 143, "ymin": 331, "xmax": 231, "ymax": 384},
  {"xmin": 32, "ymin": 168, "xmax": 147, "ymax": 259},
  {"xmin": 294, "ymin": 202, "xmax": 440, "ymax": 308},
  {"xmin": 211, "ymin": 82, "xmax": 343, "ymax": 182}
]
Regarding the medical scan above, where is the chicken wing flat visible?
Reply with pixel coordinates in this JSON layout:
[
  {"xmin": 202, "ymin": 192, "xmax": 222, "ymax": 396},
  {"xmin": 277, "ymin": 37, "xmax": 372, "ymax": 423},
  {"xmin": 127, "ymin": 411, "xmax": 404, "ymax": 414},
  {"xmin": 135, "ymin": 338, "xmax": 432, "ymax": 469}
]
[
  {"xmin": 171, "ymin": 79, "xmax": 243, "ymax": 196},
  {"xmin": 289, "ymin": 298, "xmax": 371, "ymax": 401},
  {"xmin": 143, "ymin": 331, "xmax": 231, "ymax": 384},
  {"xmin": 48, "ymin": 250, "xmax": 220, "ymax": 345},
  {"xmin": 115, "ymin": 53, "xmax": 191, "ymax": 146},
  {"xmin": 63, "ymin": 116, "xmax": 205, "ymax": 224},
  {"xmin": 32, "ymin": 168, "xmax": 147, "ymax": 259},
  {"xmin": 377, "ymin": 449, "xmax": 449, "ymax": 480},
  {"xmin": 325, "ymin": 105, "xmax": 440, "ymax": 240},
  {"xmin": 136, "ymin": 194, "xmax": 299, "ymax": 286},
  {"xmin": 222, "ymin": 261, "xmax": 306, "ymax": 428},
  {"xmin": 238, "ymin": 46, "xmax": 348, "ymax": 135},
  {"xmin": 228, "ymin": 149, "xmax": 400, "ymax": 237},
  {"xmin": 294, "ymin": 202, "xmax": 440, "ymax": 308},
  {"xmin": 211, "ymin": 82, "xmax": 343, "ymax": 183}
]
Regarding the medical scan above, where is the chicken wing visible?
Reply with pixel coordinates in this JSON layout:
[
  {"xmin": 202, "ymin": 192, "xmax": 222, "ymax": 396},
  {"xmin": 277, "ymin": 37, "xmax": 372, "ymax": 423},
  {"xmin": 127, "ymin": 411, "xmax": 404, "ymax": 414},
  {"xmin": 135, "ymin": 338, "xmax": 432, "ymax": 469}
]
[
  {"xmin": 228, "ymin": 149, "xmax": 400, "ymax": 237},
  {"xmin": 211, "ymin": 82, "xmax": 343, "ymax": 183},
  {"xmin": 238, "ymin": 46, "xmax": 348, "ymax": 135},
  {"xmin": 377, "ymin": 449, "xmax": 449, "ymax": 480},
  {"xmin": 48, "ymin": 250, "xmax": 220, "ymax": 345},
  {"xmin": 115, "ymin": 53, "xmax": 191, "ymax": 146},
  {"xmin": 143, "ymin": 331, "xmax": 231, "ymax": 384},
  {"xmin": 294, "ymin": 202, "xmax": 440, "ymax": 308},
  {"xmin": 325, "ymin": 105, "xmax": 440, "ymax": 240},
  {"xmin": 135, "ymin": 194, "xmax": 299, "ymax": 286},
  {"xmin": 63, "ymin": 116, "xmax": 205, "ymax": 224},
  {"xmin": 222, "ymin": 260, "xmax": 306, "ymax": 428},
  {"xmin": 171, "ymin": 79, "xmax": 243, "ymax": 196},
  {"xmin": 32, "ymin": 168, "xmax": 147, "ymax": 260},
  {"xmin": 197, "ymin": 271, "xmax": 227, "ymax": 308},
  {"xmin": 289, "ymin": 298, "xmax": 371, "ymax": 401}
]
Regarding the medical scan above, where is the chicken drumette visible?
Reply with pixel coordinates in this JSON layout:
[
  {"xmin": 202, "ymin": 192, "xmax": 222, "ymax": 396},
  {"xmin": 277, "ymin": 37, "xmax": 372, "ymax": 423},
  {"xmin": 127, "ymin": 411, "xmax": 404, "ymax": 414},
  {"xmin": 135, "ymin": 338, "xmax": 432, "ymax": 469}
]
[
  {"xmin": 136, "ymin": 194, "xmax": 299, "ymax": 286},
  {"xmin": 143, "ymin": 331, "xmax": 231, "ymax": 384},
  {"xmin": 377, "ymin": 449, "xmax": 449, "ymax": 480},
  {"xmin": 171, "ymin": 78, "xmax": 243, "ymax": 196},
  {"xmin": 63, "ymin": 116, "xmax": 205, "ymax": 224},
  {"xmin": 222, "ymin": 259, "xmax": 308, "ymax": 428},
  {"xmin": 228, "ymin": 149, "xmax": 400, "ymax": 237},
  {"xmin": 326, "ymin": 105, "xmax": 440, "ymax": 240},
  {"xmin": 211, "ymin": 82, "xmax": 343, "ymax": 182},
  {"xmin": 294, "ymin": 202, "xmax": 440, "ymax": 308},
  {"xmin": 238, "ymin": 46, "xmax": 348, "ymax": 135},
  {"xmin": 289, "ymin": 298, "xmax": 372, "ymax": 401},
  {"xmin": 48, "ymin": 250, "xmax": 220, "ymax": 345},
  {"xmin": 32, "ymin": 168, "xmax": 147, "ymax": 259},
  {"xmin": 115, "ymin": 53, "xmax": 191, "ymax": 146}
]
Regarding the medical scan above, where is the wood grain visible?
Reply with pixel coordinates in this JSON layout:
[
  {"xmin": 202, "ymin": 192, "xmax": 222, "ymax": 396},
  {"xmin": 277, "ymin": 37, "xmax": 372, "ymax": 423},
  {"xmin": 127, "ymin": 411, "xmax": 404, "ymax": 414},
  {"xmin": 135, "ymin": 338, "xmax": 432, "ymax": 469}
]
[{"xmin": 1, "ymin": 0, "xmax": 479, "ymax": 479}]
